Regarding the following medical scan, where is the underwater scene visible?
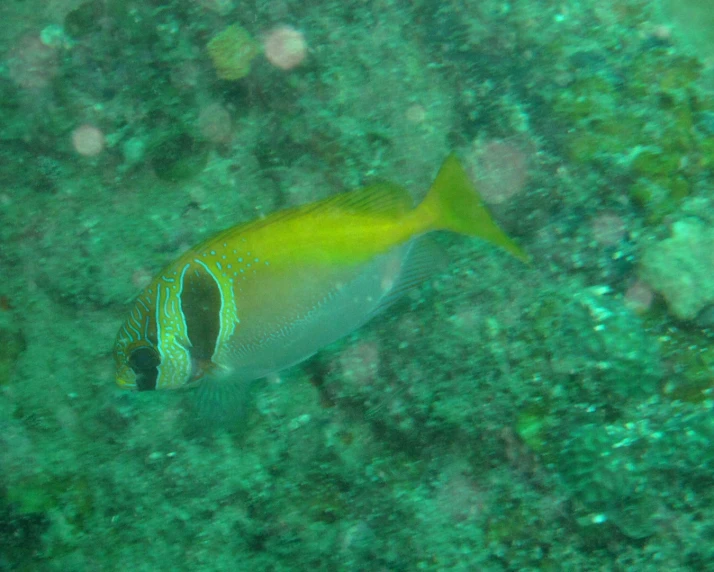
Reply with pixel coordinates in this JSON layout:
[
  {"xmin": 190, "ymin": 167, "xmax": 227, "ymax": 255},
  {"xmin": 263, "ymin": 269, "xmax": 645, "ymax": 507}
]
[{"xmin": 2, "ymin": 0, "xmax": 714, "ymax": 570}]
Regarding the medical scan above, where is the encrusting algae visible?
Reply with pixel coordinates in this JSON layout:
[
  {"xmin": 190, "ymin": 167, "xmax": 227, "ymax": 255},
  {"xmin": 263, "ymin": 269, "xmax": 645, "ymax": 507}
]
[
  {"xmin": 207, "ymin": 24, "xmax": 260, "ymax": 80},
  {"xmin": 113, "ymin": 155, "xmax": 527, "ymax": 397}
]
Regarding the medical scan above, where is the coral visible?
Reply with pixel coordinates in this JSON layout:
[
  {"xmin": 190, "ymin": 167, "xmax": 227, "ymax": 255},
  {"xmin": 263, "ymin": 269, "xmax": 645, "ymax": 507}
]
[{"xmin": 263, "ymin": 26, "xmax": 308, "ymax": 71}]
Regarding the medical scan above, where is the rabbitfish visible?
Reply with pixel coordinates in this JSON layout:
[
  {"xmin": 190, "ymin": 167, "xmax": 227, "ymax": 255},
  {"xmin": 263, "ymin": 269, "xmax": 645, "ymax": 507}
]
[{"xmin": 113, "ymin": 155, "xmax": 526, "ymax": 391}]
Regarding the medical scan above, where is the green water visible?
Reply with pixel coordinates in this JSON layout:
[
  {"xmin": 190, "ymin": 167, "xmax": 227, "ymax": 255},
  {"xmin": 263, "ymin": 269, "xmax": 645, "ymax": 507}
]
[{"xmin": 1, "ymin": 0, "xmax": 713, "ymax": 570}]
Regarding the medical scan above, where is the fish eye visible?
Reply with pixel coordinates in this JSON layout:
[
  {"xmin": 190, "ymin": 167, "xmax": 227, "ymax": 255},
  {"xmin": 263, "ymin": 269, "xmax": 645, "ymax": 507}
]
[
  {"xmin": 128, "ymin": 347, "xmax": 160, "ymax": 372},
  {"xmin": 128, "ymin": 347, "xmax": 160, "ymax": 391}
]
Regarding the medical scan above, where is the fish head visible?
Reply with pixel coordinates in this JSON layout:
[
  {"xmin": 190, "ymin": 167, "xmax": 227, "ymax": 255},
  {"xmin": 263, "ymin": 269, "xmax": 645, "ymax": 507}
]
[
  {"xmin": 113, "ymin": 277, "xmax": 194, "ymax": 391},
  {"xmin": 113, "ymin": 299, "xmax": 163, "ymax": 391}
]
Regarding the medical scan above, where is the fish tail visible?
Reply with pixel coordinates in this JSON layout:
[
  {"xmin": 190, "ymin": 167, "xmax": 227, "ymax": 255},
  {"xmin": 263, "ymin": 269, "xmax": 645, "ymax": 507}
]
[{"xmin": 418, "ymin": 154, "xmax": 529, "ymax": 262}]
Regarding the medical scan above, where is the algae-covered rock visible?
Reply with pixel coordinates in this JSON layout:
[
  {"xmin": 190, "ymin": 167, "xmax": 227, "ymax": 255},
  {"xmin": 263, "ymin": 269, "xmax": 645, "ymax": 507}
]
[
  {"xmin": 557, "ymin": 421, "xmax": 659, "ymax": 540},
  {"xmin": 64, "ymin": 1, "xmax": 104, "ymax": 38},
  {"xmin": 641, "ymin": 218, "xmax": 714, "ymax": 320},
  {"xmin": 149, "ymin": 131, "xmax": 208, "ymax": 183},
  {"xmin": 0, "ymin": 319, "xmax": 25, "ymax": 386},
  {"xmin": 534, "ymin": 287, "xmax": 662, "ymax": 400},
  {"xmin": 660, "ymin": 0, "xmax": 714, "ymax": 64}
]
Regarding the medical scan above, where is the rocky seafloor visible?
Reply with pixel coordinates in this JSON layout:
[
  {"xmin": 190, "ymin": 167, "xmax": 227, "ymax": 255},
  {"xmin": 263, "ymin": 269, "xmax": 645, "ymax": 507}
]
[{"xmin": 2, "ymin": 0, "xmax": 714, "ymax": 570}]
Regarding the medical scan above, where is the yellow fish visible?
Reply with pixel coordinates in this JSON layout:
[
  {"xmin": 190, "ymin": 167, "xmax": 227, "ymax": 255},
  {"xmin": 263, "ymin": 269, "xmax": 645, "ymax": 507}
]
[{"xmin": 113, "ymin": 155, "xmax": 526, "ymax": 392}]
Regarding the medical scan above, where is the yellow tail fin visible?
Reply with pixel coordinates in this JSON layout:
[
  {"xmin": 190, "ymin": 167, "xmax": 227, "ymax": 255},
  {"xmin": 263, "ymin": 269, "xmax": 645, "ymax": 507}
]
[{"xmin": 419, "ymin": 154, "xmax": 529, "ymax": 262}]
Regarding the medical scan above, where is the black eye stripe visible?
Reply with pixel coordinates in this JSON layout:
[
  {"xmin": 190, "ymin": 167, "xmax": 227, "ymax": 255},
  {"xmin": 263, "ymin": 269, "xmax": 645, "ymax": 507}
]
[
  {"xmin": 128, "ymin": 347, "xmax": 160, "ymax": 391},
  {"xmin": 129, "ymin": 347, "xmax": 160, "ymax": 371}
]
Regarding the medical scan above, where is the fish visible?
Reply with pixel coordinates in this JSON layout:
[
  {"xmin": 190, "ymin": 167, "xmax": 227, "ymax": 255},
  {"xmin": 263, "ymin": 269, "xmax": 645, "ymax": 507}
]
[{"xmin": 113, "ymin": 154, "xmax": 527, "ymax": 393}]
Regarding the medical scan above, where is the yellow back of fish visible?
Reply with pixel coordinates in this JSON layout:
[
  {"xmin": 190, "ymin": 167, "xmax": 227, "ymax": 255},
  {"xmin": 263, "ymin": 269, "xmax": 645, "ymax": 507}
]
[{"xmin": 181, "ymin": 153, "xmax": 526, "ymax": 271}]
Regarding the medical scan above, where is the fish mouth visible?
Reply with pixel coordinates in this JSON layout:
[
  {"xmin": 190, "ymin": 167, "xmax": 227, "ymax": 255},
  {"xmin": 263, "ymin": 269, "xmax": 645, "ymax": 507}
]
[{"xmin": 115, "ymin": 375, "xmax": 137, "ymax": 390}]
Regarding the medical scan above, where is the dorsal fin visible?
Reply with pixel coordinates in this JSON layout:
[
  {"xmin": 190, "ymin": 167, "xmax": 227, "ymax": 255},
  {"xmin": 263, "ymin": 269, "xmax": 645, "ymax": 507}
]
[
  {"xmin": 311, "ymin": 181, "xmax": 414, "ymax": 218},
  {"xmin": 191, "ymin": 181, "xmax": 415, "ymax": 252}
]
